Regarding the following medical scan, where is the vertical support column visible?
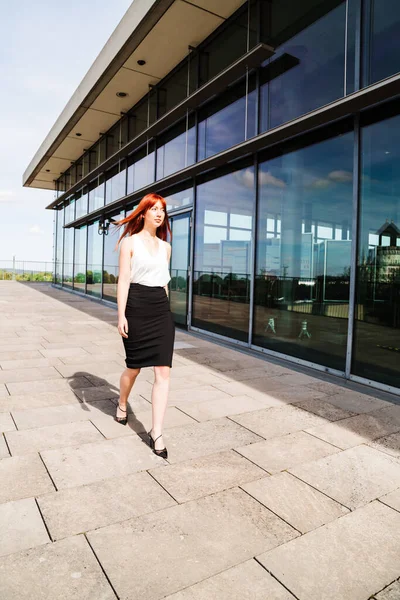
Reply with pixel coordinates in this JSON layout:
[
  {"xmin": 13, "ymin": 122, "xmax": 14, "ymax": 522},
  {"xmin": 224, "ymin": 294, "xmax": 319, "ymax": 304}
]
[
  {"xmin": 345, "ymin": 114, "xmax": 361, "ymax": 378},
  {"xmin": 187, "ymin": 182, "xmax": 196, "ymax": 329}
]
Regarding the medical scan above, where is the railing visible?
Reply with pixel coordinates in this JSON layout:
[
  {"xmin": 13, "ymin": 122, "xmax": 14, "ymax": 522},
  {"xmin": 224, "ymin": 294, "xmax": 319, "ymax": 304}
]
[{"xmin": 0, "ymin": 260, "xmax": 54, "ymax": 282}]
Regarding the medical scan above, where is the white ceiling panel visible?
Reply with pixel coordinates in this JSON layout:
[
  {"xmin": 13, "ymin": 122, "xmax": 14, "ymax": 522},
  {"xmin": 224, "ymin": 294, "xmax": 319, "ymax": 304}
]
[
  {"xmin": 124, "ymin": 0, "xmax": 223, "ymax": 77},
  {"xmin": 91, "ymin": 68, "xmax": 158, "ymax": 114},
  {"xmin": 70, "ymin": 109, "xmax": 120, "ymax": 143},
  {"xmin": 189, "ymin": 0, "xmax": 246, "ymax": 19},
  {"xmin": 30, "ymin": 179, "xmax": 55, "ymax": 191}
]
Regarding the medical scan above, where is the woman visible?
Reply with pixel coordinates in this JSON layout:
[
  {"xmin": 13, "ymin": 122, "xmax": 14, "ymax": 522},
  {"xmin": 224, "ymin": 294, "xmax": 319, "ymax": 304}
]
[{"xmin": 114, "ymin": 193, "xmax": 174, "ymax": 459}]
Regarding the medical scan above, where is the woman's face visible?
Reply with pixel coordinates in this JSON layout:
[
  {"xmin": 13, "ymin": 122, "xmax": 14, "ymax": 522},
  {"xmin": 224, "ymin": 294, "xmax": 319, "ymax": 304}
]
[{"xmin": 144, "ymin": 200, "xmax": 165, "ymax": 228}]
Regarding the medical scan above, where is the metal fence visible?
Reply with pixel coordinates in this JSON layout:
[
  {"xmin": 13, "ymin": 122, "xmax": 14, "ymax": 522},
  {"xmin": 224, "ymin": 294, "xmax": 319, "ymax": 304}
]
[{"xmin": 0, "ymin": 260, "xmax": 54, "ymax": 282}]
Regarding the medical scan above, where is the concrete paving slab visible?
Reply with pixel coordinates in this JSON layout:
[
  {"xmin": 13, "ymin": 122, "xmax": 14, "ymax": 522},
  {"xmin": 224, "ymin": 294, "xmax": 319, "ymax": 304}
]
[
  {"xmin": 290, "ymin": 444, "xmax": 400, "ymax": 509},
  {"xmin": 375, "ymin": 579, "xmax": 400, "ymax": 599},
  {"xmin": 262, "ymin": 386, "xmax": 331, "ymax": 403},
  {"xmin": 160, "ymin": 386, "xmax": 235, "ymax": 407},
  {"xmin": 7, "ymin": 377, "xmax": 91, "ymax": 396},
  {"xmin": 0, "ymin": 434, "xmax": 10, "ymax": 458},
  {"xmin": 379, "ymin": 488, "xmax": 400, "ymax": 512},
  {"xmin": 11, "ymin": 400, "xmax": 116, "ymax": 430},
  {"xmin": 0, "ymin": 350, "xmax": 44, "ymax": 362},
  {"xmin": 0, "ymin": 390, "xmax": 81, "ymax": 412},
  {"xmin": 0, "ymin": 454, "xmax": 54, "ymax": 503},
  {"xmin": 164, "ymin": 559, "xmax": 296, "ymax": 599},
  {"xmin": 0, "ymin": 366, "xmax": 62, "ymax": 385},
  {"xmin": 315, "ymin": 391, "xmax": 388, "ymax": 414},
  {"xmin": 55, "ymin": 361, "xmax": 124, "ymax": 378},
  {"xmin": 0, "ymin": 358, "xmax": 61, "ymax": 370},
  {"xmin": 0, "ymin": 535, "xmax": 115, "ymax": 599},
  {"xmin": 5, "ymin": 421, "xmax": 104, "ymax": 456},
  {"xmin": 370, "ymin": 432, "xmax": 400, "ymax": 459},
  {"xmin": 306, "ymin": 404, "xmax": 400, "ymax": 450},
  {"xmin": 231, "ymin": 405, "xmax": 327, "ymax": 440},
  {"xmin": 0, "ymin": 412, "xmax": 15, "ymax": 432},
  {"xmin": 41, "ymin": 435, "xmax": 165, "ymax": 489},
  {"xmin": 218, "ymin": 366, "xmax": 291, "ymax": 382},
  {"xmin": 0, "ymin": 498, "xmax": 50, "ymax": 557},
  {"xmin": 150, "ymin": 450, "xmax": 266, "ymax": 503},
  {"xmin": 175, "ymin": 395, "xmax": 279, "ymax": 421},
  {"xmin": 93, "ymin": 406, "xmax": 196, "ymax": 439},
  {"xmin": 236, "ymin": 431, "xmax": 340, "ymax": 474},
  {"xmin": 292, "ymin": 397, "xmax": 357, "ymax": 421},
  {"xmin": 163, "ymin": 417, "xmax": 263, "ymax": 464},
  {"xmin": 0, "ymin": 384, "xmax": 9, "ymax": 398},
  {"xmin": 38, "ymin": 471, "xmax": 176, "ymax": 540},
  {"xmin": 73, "ymin": 385, "xmax": 119, "ymax": 402},
  {"xmin": 213, "ymin": 378, "xmax": 296, "ymax": 398},
  {"xmin": 258, "ymin": 501, "xmax": 400, "ymax": 600},
  {"xmin": 243, "ymin": 472, "xmax": 349, "ymax": 533},
  {"xmin": 40, "ymin": 347, "xmax": 91, "ymax": 358},
  {"xmin": 87, "ymin": 488, "xmax": 298, "ymax": 600}
]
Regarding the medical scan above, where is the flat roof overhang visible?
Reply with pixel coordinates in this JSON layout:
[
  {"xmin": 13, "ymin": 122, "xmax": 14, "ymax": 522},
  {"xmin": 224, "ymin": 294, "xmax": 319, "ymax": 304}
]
[
  {"xmin": 23, "ymin": 0, "xmax": 248, "ymax": 191},
  {"xmin": 63, "ymin": 70, "xmax": 400, "ymax": 229}
]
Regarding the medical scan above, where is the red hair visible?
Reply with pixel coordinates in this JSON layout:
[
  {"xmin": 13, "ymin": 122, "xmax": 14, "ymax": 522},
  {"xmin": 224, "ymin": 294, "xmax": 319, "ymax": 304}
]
[{"xmin": 115, "ymin": 193, "xmax": 171, "ymax": 245}]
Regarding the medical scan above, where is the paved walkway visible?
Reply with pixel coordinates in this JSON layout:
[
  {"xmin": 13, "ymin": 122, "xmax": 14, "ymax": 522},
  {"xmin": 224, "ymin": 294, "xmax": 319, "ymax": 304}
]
[{"xmin": 0, "ymin": 281, "xmax": 400, "ymax": 600}]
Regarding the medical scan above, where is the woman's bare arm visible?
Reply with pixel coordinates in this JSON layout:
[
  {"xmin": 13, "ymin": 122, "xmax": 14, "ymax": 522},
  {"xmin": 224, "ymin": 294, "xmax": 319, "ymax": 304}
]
[
  {"xmin": 164, "ymin": 242, "xmax": 171, "ymax": 299},
  {"xmin": 117, "ymin": 237, "xmax": 132, "ymax": 338}
]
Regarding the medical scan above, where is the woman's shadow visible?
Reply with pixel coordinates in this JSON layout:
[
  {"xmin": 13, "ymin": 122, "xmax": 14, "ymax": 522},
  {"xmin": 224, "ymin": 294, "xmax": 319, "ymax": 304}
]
[{"xmin": 65, "ymin": 371, "xmax": 147, "ymax": 438}]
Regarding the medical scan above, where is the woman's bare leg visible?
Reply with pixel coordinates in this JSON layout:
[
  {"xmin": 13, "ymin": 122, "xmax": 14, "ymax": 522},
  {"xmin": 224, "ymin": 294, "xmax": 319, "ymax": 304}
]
[
  {"xmin": 117, "ymin": 367, "xmax": 140, "ymax": 418},
  {"xmin": 151, "ymin": 366, "xmax": 170, "ymax": 450}
]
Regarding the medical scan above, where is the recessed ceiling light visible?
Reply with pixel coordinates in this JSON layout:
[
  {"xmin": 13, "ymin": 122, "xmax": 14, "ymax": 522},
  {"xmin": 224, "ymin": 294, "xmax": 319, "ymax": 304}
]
[
  {"xmin": 75, "ymin": 132, "xmax": 82, "ymax": 137},
  {"xmin": 116, "ymin": 91, "xmax": 128, "ymax": 98},
  {"xmin": 46, "ymin": 169, "xmax": 50, "ymax": 172},
  {"xmin": 137, "ymin": 59, "xmax": 146, "ymax": 66}
]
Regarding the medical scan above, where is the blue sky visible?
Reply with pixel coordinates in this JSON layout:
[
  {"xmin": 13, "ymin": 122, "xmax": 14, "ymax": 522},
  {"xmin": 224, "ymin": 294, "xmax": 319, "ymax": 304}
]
[{"xmin": 0, "ymin": 0, "xmax": 133, "ymax": 262}]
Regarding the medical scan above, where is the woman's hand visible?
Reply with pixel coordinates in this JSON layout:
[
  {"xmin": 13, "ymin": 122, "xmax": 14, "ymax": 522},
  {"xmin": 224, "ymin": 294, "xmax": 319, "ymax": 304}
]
[{"xmin": 118, "ymin": 317, "xmax": 129, "ymax": 338}]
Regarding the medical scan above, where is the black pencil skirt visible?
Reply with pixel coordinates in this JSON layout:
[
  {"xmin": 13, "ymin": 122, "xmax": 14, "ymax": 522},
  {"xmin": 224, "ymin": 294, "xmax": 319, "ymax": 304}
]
[{"xmin": 122, "ymin": 283, "xmax": 175, "ymax": 369}]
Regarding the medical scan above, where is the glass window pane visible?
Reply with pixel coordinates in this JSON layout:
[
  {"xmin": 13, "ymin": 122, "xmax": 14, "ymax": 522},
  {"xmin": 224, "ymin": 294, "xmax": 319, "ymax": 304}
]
[
  {"xmin": 353, "ymin": 110, "xmax": 400, "ymax": 388},
  {"xmin": 87, "ymin": 222, "xmax": 103, "ymax": 298},
  {"xmin": 368, "ymin": 0, "xmax": 400, "ymax": 85},
  {"xmin": 127, "ymin": 147, "xmax": 155, "ymax": 194},
  {"xmin": 193, "ymin": 166, "xmax": 255, "ymax": 342},
  {"xmin": 75, "ymin": 188, "xmax": 88, "ymax": 220},
  {"xmin": 62, "ymin": 228, "xmax": 74, "ymax": 289},
  {"xmin": 103, "ymin": 212, "xmax": 124, "ymax": 302},
  {"xmin": 105, "ymin": 167, "xmax": 126, "ymax": 205},
  {"xmin": 164, "ymin": 187, "xmax": 193, "ymax": 211},
  {"xmin": 260, "ymin": 0, "xmax": 346, "ymax": 131},
  {"xmin": 73, "ymin": 226, "xmax": 87, "ymax": 292},
  {"xmin": 55, "ymin": 207, "xmax": 64, "ymax": 284},
  {"xmin": 253, "ymin": 127, "xmax": 353, "ymax": 371},
  {"xmin": 89, "ymin": 180, "xmax": 105, "ymax": 213},
  {"xmin": 156, "ymin": 121, "xmax": 196, "ymax": 180}
]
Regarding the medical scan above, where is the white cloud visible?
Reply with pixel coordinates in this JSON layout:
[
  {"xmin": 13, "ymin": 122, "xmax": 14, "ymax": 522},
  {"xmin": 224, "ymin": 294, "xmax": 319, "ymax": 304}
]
[
  {"xmin": 0, "ymin": 190, "xmax": 15, "ymax": 202},
  {"xmin": 29, "ymin": 225, "xmax": 44, "ymax": 235},
  {"xmin": 259, "ymin": 171, "xmax": 286, "ymax": 188},
  {"xmin": 328, "ymin": 170, "xmax": 353, "ymax": 183}
]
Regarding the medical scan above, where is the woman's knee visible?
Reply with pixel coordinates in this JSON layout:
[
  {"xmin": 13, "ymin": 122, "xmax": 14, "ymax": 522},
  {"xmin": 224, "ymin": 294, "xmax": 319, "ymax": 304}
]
[
  {"xmin": 126, "ymin": 367, "xmax": 140, "ymax": 379},
  {"xmin": 154, "ymin": 366, "xmax": 170, "ymax": 383}
]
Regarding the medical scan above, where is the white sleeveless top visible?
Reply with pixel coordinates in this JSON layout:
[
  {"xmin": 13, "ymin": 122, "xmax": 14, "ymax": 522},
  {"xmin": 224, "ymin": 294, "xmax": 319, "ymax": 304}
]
[{"xmin": 130, "ymin": 234, "xmax": 171, "ymax": 287}]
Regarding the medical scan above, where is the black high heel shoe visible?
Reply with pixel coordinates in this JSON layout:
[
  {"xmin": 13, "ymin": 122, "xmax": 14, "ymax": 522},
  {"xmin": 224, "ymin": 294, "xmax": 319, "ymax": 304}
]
[
  {"xmin": 147, "ymin": 431, "xmax": 168, "ymax": 459},
  {"xmin": 114, "ymin": 404, "xmax": 128, "ymax": 426}
]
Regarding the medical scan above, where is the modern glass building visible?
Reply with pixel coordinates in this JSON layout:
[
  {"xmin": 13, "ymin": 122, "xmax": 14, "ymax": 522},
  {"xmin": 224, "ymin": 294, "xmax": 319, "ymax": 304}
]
[{"xmin": 24, "ymin": 0, "xmax": 400, "ymax": 395}]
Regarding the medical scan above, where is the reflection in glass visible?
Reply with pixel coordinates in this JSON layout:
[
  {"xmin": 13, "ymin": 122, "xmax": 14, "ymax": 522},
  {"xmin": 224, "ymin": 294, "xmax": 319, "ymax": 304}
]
[
  {"xmin": 253, "ymin": 128, "xmax": 353, "ymax": 370},
  {"xmin": 165, "ymin": 187, "xmax": 193, "ymax": 211},
  {"xmin": 89, "ymin": 180, "xmax": 105, "ymax": 213},
  {"xmin": 127, "ymin": 147, "xmax": 155, "ymax": 194},
  {"xmin": 366, "ymin": 0, "xmax": 400, "ymax": 85},
  {"xmin": 103, "ymin": 212, "xmax": 124, "ymax": 302},
  {"xmin": 156, "ymin": 120, "xmax": 196, "ymax": 180},
  {"xmin": 353, "ymin": 111, "xmax": 400, "ymax": 388},
  {"xmin": 55, "ymin": 207, "xmax": 64, "ymax": 284},
  {"xmin": 193, "ymin": 167, "xmax": 254, "ymax": 341},
  {"xmin": 63, "ymin": 228, "xmax": 74, "ymax": 289},
  {"xmin": 260, "ymin": 0, "xmax": 346, "ymax": 131},
  {"xmin": 198, "ymin": 77, "xmax": 256, "ymax": 160},
  {"xmin": 75, "ymin": 188, "xmax": 88, "ymax": 220},
  {"xmin": 73, "ymin": 226, "xmax": 87, "ymax": 292},
  {"xmin": 105, "ymin": 167, "xmax": 126, "ymax": 205},
  {"xmin": 170, "ymin": 213, "xmax": 191, "ymax": 326},
  {"xmin": 87, "ymin": 222, "xmax": 103, "ymax": 298}
]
